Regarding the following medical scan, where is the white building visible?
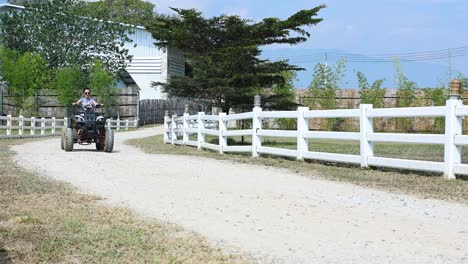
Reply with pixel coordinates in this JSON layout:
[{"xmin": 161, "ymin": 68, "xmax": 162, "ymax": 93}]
[
  {"xmin": 124, "ymin": 27, "xmax": 185, "ymax": 100},
  {"xmin": 0, "ymin": 0, "xmax": 184, "ymax": 100}
]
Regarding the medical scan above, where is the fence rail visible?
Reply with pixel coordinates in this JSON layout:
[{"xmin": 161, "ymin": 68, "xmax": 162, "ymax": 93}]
[
  {"xmin": 0, "ymin": 115, "xmax": 66, "ymax": 139},
  {"xmin": 164, "ymin": 97, "xmax": 468, "ymax": 179},
  {"xmin": 0, "ymin": 115, "xmax": 138, "ymax": 139},
  {"xmin": 106, "ymin": 118, "xmax": 138, "ymax": 131}
]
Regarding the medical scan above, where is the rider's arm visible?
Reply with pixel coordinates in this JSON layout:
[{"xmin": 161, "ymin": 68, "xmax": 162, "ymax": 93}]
[
  {"xmin": 72, "ymin": 98, "xmax": 82, "ymax": 106},
  {"xmin": 92, "ymin": 98, "xmax": 103, "ymax": 107}
]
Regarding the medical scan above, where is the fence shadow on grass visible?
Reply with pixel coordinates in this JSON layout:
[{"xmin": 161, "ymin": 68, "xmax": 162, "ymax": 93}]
[{"xmin": 0, "ymin": 242, "xmax": 12, "ymax": 264}]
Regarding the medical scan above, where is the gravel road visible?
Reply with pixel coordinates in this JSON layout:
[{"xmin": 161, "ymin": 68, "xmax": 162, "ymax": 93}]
[{"xmin": 12, "ymin": 126, "xmax": 468, "ymax": 263}]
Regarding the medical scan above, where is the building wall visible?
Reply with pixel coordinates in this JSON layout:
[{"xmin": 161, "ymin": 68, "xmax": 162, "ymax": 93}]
[{"xmin": 124, "ymin": 27, "xmax": 185, "ymax": 100}]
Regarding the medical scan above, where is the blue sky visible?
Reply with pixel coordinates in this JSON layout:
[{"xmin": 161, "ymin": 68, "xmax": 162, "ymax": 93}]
[{"xmin": 152, "ymin": 0, "xmax": 468, "ymax": 88}]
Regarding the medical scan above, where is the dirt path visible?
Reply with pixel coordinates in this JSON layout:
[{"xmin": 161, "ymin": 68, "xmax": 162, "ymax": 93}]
[{"xmin": 12, "ymin": 126, "xmax": 468, "ymax": 263}]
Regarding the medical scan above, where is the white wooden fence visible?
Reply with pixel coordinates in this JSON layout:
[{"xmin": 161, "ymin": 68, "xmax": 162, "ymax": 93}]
[
  {"xmin": 0, "ymin": 115, "xmax": 66, "ymax": 139},
  {"xmin": 106, "ymin": 118, "xmax": 138, "ymax": 131},
  {"xmin": 164, "ymin": 97, "xmax": 468, "ymax": 179},
  {"xmin": 0, "ymin": 115, "xmax": 138, "ymax": 138}
]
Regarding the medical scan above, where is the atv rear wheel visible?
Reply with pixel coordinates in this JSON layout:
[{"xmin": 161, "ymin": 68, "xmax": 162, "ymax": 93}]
[
  {"xmin": 104, "ymin": 128, "xmax": 114, "ymax": 153},
  {"xmin": 64, "ymin": 128, "xmax": 74, "ymax": 151}
]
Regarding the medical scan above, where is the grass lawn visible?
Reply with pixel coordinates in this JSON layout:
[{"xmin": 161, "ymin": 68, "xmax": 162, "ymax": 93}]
[
  {"xmin": 128, "ymin": 134, "xmax": 468, "ymax": 204},
  {"xmin": 0, "ymin": 139, "xmax": 250, "ymax": 263}
]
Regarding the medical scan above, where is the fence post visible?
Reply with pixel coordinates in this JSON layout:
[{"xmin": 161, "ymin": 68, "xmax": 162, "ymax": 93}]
[
  {"xmin": 116, "ymin": 118, "xmax": 121, "ymax": 131},
  {"xmin": 219, "ymin": 113, "xmax": 227, "ymax": 154},
  {"xmin": 107, "ymin": 118, "xmax": 111, "ymax": 128},
  {"xmin": 6, "ymin": 115, "xmax": 11, "ymax": 138},
  {"xmin": 52, "ymin": 117, "xmax": 56, "ymax": 136},
  {"xmin": 171, "ymin": 114, "xmax": 177, "ymax": 144},
  {"xmin": 360, "ymin": 104, "xmax": 374, "ymax": 168},
  {"xmin": 163, "ymin": 115, "xmax": 170, "ymax": 143},
  {"xmin": 18, "ymin": 115, "xmax": 24, "ymax": 138},
  {"xmin": 41, "ymin": 117, "xmax": 45, "ymax": 135},
  {"xmin": 125, "ymin": 120, "xmax": 129, "ymax": 131},
  {"xmin": 64, "ymin": 117, "xmax": 68, "ymax": 128},
  {"xmin": 297, "ymin": 107, "xmax": 309, "ymax": 160},
  {"xmin": 31, "ymin": 117, "xmax": 36, "ymax": 136},
  {"xmin": 197, "ymin": 112, "xmax": 205, "ymax": 149},
  {"xmin": 183, "ymin": 113, "xmax": 189, "ymax": 144},
  {"xmin": 252, "ymin": 106, "xmax": 262, "ymax": 157},
  {"xmin": 443, "ymin": 91, "xmax": 463, "ymax": 179}
]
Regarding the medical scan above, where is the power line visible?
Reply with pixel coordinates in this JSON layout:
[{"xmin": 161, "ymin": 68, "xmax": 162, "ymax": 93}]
[{"xmin": 266, "ymin": 46, "xmax": 468, "ymax": 64}]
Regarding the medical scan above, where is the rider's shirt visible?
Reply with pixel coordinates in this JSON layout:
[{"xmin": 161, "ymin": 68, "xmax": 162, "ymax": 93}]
[{"xmin": 78, "ymin": 97, "xmax": 96, "ymax": 110}]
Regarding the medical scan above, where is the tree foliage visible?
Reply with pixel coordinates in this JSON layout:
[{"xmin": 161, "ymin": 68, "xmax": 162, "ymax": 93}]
[
  {"xmin": 77, "ymin": 0, "xmax": 155, "ymax": 27},
  {"xmin": 0, "ymin": 48, "xmax": 49, "ymax": 115},
  {"xmin": 356, "ymin": 71, "xmax": 385, "ymax": 108},
  {"xmin": 393, "ymin": 59, "xmax": 418, "ymax": 132},
  {"xmin": 149, "ymin": 6, "xmax": 325, "ymax": 113},
  {"xmin": 307, "ymin": 59, "xmax": 346, "ymax": 130},
  {"xmin": 0, "ymin": 0, "xmax": 132, "ymax": 74},
  {"xmin": 53, "ymin": 60, "xmax": 116, "ymax": 107},
  {"xmin": 89, "ymin": 60, "xmax": 117, "ymax": 107},
  {"xmin": 54, "ymin": 64, "xmax": 86, "ymax": 106},
  {"xmin": 394, "ymin": 59, "xmax": 417, "ymax": 108},
  {"xmin": 308, "ymin": 58, "xmax": 347, "ymax": 110}
]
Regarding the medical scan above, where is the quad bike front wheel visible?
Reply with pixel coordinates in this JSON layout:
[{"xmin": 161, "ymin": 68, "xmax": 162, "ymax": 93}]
[
  {"xmin": 96, "ymin": 142, "xmax": 104, "ymax": 150},
  {"xmin": 64, "ymin": 128, "xmax": 74, "ymax": 151},
  {"xmin": 103, "ymin": 128, "xmax": 114, "ymax": 153},
  {"xmin": 60, "ymin": 129, "xmax": 65, "ymax": 150}
]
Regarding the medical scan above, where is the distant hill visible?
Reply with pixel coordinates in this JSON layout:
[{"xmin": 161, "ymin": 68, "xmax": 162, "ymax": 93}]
[{"xmin": 260, "ymin": 47, "xmax": 468, "ymax": 89}]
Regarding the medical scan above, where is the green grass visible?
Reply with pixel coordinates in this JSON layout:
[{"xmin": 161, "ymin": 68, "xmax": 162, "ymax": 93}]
[
  {"xmin": 0, "ymin": 139, "xmax": 250, "ymax": 263},
  {"xmin": 128, "ymin": 134, "xmax": 468, "ymax": 204}
]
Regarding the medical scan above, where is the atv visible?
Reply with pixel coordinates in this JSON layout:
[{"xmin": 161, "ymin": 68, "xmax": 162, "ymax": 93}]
[{"xmin": 61, "ymin": 104, "xmax": 114, "ymax": 152}]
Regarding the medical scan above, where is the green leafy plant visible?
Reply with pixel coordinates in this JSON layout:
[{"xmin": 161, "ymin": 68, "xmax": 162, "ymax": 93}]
[
  {"xmin": 394, "ymin": 59, "xmax": 417, "ymax": 132},
  {"xmin": 0, "ymin": 48, "xmax": 49, "ymax": 115},
  {"xmin": 424, "ymin": 83, "xmax": 448, "ymax": 132},
  {"xmin": 89, "ymin": 60, "xmax": 117, "ymax": 108},
  {"xmin": 54, "ymin": 64, "xmax": 86, "ymax": 107},
  {"xmin": 356, "ymin": 71, "xmax": 385, "ymax": 108},
  {"xmin": 308, "ymin": 58, "xmax": 346, "ymax": 130}
]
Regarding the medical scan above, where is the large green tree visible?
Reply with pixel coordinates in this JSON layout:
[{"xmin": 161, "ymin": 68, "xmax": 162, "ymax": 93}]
[
  {"xmin": 149, "ymin": 7, "xmax": 325, "ymax": 113},
  {"xmin": 77, "ymin": 0, "xmax": 155, "ymax": 27},
  {"xmin": 0, "ymin": 0, "xmax": 132, "ymax": 74}
]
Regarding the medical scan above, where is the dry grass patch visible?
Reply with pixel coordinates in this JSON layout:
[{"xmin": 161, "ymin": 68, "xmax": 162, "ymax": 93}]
[
  {"xmin": 127, "ymin": 135, "xmax": 468, "ymax": 204},
  {"xmin": 0, "ymin": 139, "xmax": 250, "ymax": 263}
]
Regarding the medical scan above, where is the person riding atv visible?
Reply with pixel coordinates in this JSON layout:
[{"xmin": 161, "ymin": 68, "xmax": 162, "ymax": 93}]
[
  {"xmin": 73, "ymin": 87, "xmax": 103, "ymax": 110},
  {"xmin": 61, "ymin": 87, "xmax": 114, "ymax": 152}
]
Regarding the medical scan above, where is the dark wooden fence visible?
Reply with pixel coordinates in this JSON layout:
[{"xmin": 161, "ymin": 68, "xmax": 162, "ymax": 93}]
[
  {"xmin": 139, "ymin": 98, "xmax": 210, "ymax": 125},
  {"xmin": 1, "ymin": 86, "xmax": 138, "ymax": 120}
]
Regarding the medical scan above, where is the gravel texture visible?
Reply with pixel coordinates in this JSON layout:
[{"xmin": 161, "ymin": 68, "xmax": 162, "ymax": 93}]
[{"xmin": 12, "ymin": 126, "xmax": 468, "ymax": 263}]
